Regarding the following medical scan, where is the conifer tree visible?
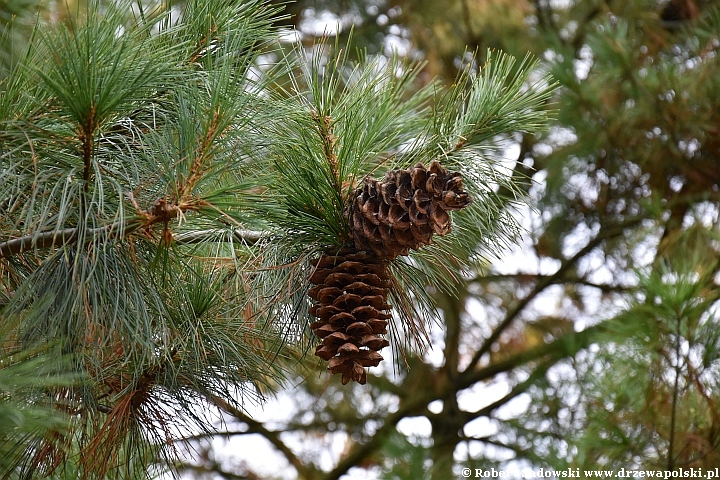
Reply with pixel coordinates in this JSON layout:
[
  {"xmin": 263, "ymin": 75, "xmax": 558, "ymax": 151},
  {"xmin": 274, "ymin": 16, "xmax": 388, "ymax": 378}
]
[
  {"xmin": 0, "ymin": 0, "xmax": 555, "ymax": 478},
  {"xmin": 169, "ymin": 1, "xmax": 720, "ymax": 478}
]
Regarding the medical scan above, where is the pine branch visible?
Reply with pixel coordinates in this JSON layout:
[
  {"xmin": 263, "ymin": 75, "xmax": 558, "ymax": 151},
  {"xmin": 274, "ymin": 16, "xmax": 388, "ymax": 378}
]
[
  {"xmin": 174, "ymin": 229, "xmax": 263, "ymax": 245},
  {"xmin": 474, "ymin": 273, "xmax": 628, "ymax": 293},
  {"xmin": 0, "ymin": 223, "xmax": 263, "ymax": 259},
  {"xmin": 465, "ymin": 215, "xmax": 644, "ymax": 372},
  {"xmin": 326, "ymin": 324, "xmax": 608, "ymax": 479},
  {"xmin": 466, "ymin": 194, "xmax": 711, "ymax": 371},
  {"xmin": 312, "ymin": 109, "xmax": 340, "ymax": 189},
  {"xmin": 458, "ymin": 358, "xmax": 555, "ymax": 424},
  {"xmin": 467, "ymin": 436, "xmax": 543, "ymax": 464},
  {"xmin": 176, "ymin": 430, "xmax": 255, "ymax": 443},
  {"xmin": 458, "ymin": 320, "xmax": 608, "ymax": 390},
  {"xmin": 221, "ymin": 320, "xmax": 612, "ymax": 480},
  {"xmin": 206, "ymin": 395, "xmax": 318, "ymax": 480},
  {"xmin": 324, "ymin": 393, "xmax": 433, "ymax": 480},
  {"xmin": 174, "ymin": 462, "xmax": 254, "ymax": 480},
  {"xmin": 0, "ymin": 221, "xmax": 128, "ymax": 258},
  {"xmin": 438, "ymin": 291, "xmax": 462, "ymax": 378}
]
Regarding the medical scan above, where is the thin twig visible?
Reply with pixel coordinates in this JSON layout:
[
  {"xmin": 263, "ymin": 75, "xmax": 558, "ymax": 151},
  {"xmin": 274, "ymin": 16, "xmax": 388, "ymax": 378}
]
[
  {"xmin": 206, "ymin": 395, "xmax": 318, "ymax": 479},
  {"xmin": 0, "ymin": 224, "xmax": 263, "ymax": 259},
  {"xmin": 0, "ymin": 221, "xmax": 128, "ymax": 259},
  {"xmin": 457, "ymin": 358, "xmax": 554, "ymax": 425},
  {"xmin": 465, "ymin": 216, "xmax": 643, "ymax": 372},
  {"xmin": 475, "ymin": 272, "xmax": 628, "ymax": 294},
  {"xmin": 174, "ymin": 462, "xmax": 252, "ymax": 480},
  {"xmin": 325, "ymin": 393, "xmax": 431, "ymax": 480},
  {"xmin": 174, "ymin": 229, "xmax": 263, "ymax": 245},
  {"xmin": 312, "ymin": 109, "xmax": 341, "ymax": 193},
  {"xmin": 458, "ymin": 319, "xmax": 607, "ymax": 390}
]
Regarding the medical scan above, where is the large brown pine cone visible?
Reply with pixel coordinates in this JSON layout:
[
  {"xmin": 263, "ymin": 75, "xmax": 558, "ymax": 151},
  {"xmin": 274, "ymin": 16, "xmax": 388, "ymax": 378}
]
[
  {"xmin": 308, "ymin": 249, "xmax": 391, "ymax": 384},
  {"xmin": 310, "ymin": 161, "xmax": 470, "ymax": 384},
  {"xmin": 350, "ymin": 161, "xmax": 471, "ymax": 259}
]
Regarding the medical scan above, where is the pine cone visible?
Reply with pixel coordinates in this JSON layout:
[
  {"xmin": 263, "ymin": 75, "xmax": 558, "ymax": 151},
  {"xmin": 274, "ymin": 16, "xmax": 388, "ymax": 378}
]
[
  {"xmin": 350, "ymin": 161, "xmax": 471, "ymax": 259},
  {"xmin": 308, "ymin": 249, "xmax": 391, "ymax": 384},
  {"xmin": 309, "ymin": 161, "xmax": 470, "ymax": 384}
]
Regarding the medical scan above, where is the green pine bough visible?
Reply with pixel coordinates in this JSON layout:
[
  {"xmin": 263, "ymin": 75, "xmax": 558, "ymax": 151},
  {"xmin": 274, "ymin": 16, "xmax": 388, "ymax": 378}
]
[{"xmin": 0, "ymin": 0, "xmax": 555, "ymax": 477}]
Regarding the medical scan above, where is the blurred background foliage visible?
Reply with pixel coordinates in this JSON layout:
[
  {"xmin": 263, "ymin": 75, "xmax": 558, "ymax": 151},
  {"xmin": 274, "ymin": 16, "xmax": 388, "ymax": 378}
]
[{"xmin": 2, "ymin": 0, "xmax": 720, "ymax": 478}]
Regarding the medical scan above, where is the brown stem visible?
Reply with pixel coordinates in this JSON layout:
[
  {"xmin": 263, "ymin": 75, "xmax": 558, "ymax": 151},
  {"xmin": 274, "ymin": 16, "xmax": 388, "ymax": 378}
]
[
  {"xmin": 324, "ymin": 393, "xmax": 431, "ymax": 480},
  {"xmin": 176, "ymin": 108, "xmax": 221, "ymax": 200},
  {"xmin": 430, "ymin": 292, "xmax": 463, "ymax": 480},
  {"xmin": 79, "ymin": 109, "xmax": 95, "ymax": 219},
  {"xmin": 312, "ymin": 110, "xmax": 341, "ymax": 191},
  {"xmin": 0, "ymin": 222, "xmax": 262, "ymax": 259},
  {"xmin": 475, "ymin": 272, "xmax": 628, "ymax": 293},
  {"xmin": 81, "ymin": 131, "xmax": 93, "ymax": 192},
  {"xmin": 459, "ymin": 320, "xmax": 607, "ymax": 390},
  {"xmin": 173, "ymin": 229, "xmax": 262, "ymax": 245},
  {"xmin": 174, "ymin": 462, "xmax": 252, "ymax": 480},
  {"xmin": 81, "ymin": 106, "xmax": 96, "ymax": 192},
  {"xmin": 0, "ymin": 221, "xmax": 129, "ymax": 258},
  {"xmin": 460, "ymin": 358, "xmax": 554, "ymax": 423}
]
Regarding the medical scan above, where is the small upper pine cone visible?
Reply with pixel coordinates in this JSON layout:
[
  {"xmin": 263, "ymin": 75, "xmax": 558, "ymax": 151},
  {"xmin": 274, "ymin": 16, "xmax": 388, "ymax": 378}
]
[{"xmin": 350, "ymin": 161, "xmax": 471, "ymax": 259}]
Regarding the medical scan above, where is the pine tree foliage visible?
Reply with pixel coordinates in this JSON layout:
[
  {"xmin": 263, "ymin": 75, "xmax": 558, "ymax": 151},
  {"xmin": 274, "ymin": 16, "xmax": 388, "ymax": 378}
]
[
  {"xmin": 0, "ymin": 0, "xmax": 556, "ymax": 477},
  {"xmin": 250, "ymin": 43, "xmax": 554, "ymax": 382},
  {"xmin": 511, "ymin": 227, "xmax": 720, "ymax": 470},
  {"xmin": 167, "ymin": 1, "xmax": 720, "ymax": 478},
  {"xmin": 0, "ymin": 0, "xmax": 44, "ymax": 78},
  {"xmin": 0, "ymin": 331, "xmax": 79, "ymax": 478},
  {"xmin": 475, "ymin": 1, "xmax": 720, "ymax": 474},
  {"xmin": 1, "ymin": 1, "xmax": 285, "ymax": 477}
]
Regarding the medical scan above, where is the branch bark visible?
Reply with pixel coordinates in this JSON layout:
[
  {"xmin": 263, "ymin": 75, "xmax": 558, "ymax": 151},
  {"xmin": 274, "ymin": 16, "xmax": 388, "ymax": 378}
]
[
  {"xmin": 458, "ymin": 320, "xmax": 608, "ymax": 391},
  {"xmin": 174, "ymin": 229, "xmax": 263, "ymax": 245},
  {"xmin": 459, "ymin": 357, "xmax": 555, "ymax": 424},
  {"xmin": 0, "ymin": 221, "xmax": 130, "ymax": 258},
  {"xmin": 0, "ymin": 224, "xmax": 262, "ymax": 259},
  {"xmin": 430, "ymin": 292, "xmax": 463, "ymax": 480},
  {"xmin": 323, "ymin": 321, "xmax": 610, "ymax": 480},
  {"xmin": 324, "ymin": 393, "xmax": 432, "ymax": 480},
  {"xmin": 174, "ymin": 462, "xmax": 254, "ymax": 480}
]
